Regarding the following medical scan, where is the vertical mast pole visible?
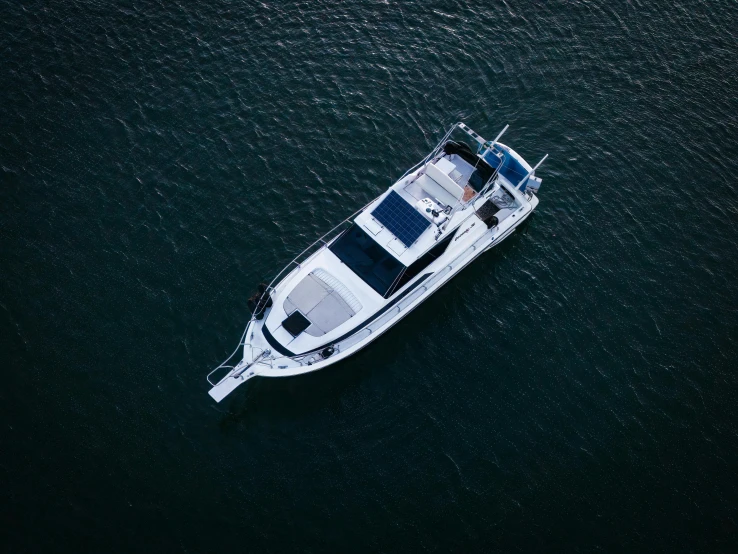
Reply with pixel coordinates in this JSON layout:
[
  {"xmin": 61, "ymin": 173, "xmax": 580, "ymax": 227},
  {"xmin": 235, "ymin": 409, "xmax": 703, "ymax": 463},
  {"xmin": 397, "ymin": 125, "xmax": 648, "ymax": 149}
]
[{"xmin": 517, "ymin": 154, "xmax": 548, "ymax": 189}]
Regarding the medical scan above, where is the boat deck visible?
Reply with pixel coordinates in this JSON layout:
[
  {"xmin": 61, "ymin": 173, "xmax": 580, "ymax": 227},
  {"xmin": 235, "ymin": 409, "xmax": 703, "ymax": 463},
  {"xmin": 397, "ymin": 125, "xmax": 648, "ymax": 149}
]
[
  {"xmin": 206, "ymin": 122, "xmax": 547, "ymax": 403},
  {"xmin": 396, "ymin": 152, "xmax": 480, "ymax": 209}
]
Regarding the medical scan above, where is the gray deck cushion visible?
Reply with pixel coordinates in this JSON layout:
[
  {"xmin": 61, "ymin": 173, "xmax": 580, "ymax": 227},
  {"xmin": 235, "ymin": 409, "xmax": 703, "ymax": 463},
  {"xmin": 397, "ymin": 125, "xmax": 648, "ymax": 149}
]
[
  {"xmin": 283, "ymin": 269, "xmax": 363, "ymax": 337},
  {"xmin": 286, "ymin": 274, "xmax": 330, "ymax": 314},
  {"xmin": 283, "ymin": 297, "xmax": 297, "ymax": 315},
  {"xmin": 305, "ymin": 292, "xmax": 354, "ymax": 336},
  {"xmin": 312, "ymin": 268, "xmax": 363, "ymax": 312}
]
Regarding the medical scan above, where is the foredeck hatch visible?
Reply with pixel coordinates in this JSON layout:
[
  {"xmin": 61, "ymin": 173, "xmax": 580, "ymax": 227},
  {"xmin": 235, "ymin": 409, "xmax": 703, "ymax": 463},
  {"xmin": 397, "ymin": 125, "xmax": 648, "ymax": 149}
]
[{"xmin": 371, "ymin": 190, "xmax": 431, "ymax": 247}]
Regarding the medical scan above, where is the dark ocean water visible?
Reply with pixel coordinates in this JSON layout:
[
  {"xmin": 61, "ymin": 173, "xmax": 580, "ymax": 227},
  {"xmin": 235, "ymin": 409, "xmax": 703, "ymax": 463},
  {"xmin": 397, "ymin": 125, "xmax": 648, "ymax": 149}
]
[{"xmin": 2, "ymin": 0, "xmax": 738, "ymax": 551}]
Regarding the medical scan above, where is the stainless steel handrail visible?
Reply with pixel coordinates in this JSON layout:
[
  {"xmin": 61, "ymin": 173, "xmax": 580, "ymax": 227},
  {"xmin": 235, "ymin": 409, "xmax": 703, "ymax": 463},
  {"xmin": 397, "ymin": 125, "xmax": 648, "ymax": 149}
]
[
  {"xmin": 397, "ymin": 122, "xmax": 460, "ymax": 182},
  {"xmin": 207, "ymin": 122, "xmax": 485, "ymax": 389},
  {"xmin": 207, "ymin": 201, "xmax": 374, "ymax": 387}
]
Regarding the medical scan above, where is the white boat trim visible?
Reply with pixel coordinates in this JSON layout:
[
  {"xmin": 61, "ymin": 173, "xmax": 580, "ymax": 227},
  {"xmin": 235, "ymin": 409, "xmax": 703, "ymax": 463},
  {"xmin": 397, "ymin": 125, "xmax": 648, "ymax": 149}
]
[{"xmin": 207, "ymin": 122, "xmax": 547, "ymax": 402}]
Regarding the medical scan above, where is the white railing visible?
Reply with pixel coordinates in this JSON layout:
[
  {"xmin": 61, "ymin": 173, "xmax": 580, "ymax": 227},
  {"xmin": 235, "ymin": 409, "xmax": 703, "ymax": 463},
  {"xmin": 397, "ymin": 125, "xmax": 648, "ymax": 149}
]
[
  {"xmin": 207, "ymin": 122, "xmax": 491, "ymax": 387},
  {"xmin": 297, "ymin": 222, "xmax": 510, "ymax": 367},
  {"xmin": 398, "ymin": 122, "xmax": 462, "ymax": 181},
  {"xmin": 206, "ymin": 200, "xmax": 376, "ymax": 386}
]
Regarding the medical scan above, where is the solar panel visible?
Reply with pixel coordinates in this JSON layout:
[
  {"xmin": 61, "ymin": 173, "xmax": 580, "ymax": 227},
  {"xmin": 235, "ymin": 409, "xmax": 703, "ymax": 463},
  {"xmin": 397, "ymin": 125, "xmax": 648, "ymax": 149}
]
[{"xmin": 371, "ymin": 190, "xmax": 431, "ymax": 247}]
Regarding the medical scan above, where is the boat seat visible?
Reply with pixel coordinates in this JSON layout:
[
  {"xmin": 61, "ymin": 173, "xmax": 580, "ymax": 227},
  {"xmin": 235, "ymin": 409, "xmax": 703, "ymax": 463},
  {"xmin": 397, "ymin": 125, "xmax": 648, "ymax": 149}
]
[
  {"xmin": 425, "ymin": 160, "xmax": 465, "ymax": 202},
  {"xmin": 415, "ymin": 174, "xmax": 458, "ymax": 207}
]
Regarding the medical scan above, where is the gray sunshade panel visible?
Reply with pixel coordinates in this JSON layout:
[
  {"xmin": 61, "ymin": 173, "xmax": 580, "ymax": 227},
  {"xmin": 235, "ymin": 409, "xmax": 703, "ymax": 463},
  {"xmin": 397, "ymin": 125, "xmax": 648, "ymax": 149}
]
[
  {"xmin": 283, "ymin": 297, "xmax": 297, "ymax": 315},
  {"xmin": 286, "ymin": 274, "xmax": 329, "ymax": 314},
  {"xmin": 304, "ymin": 323, "xmax": 325, "ymax": 337},
  {"xmin": 283, "ymin": 270, "xmax": 361, "ymax": 336},
  {"xmin": 306, "ymin": 292, "xmax": 354, "ymax": 334}
]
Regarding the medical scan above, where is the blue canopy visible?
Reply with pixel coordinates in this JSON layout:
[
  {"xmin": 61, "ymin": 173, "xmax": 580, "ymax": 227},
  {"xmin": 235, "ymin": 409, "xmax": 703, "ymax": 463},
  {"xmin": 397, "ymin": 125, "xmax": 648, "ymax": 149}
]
[{"xmin": 484, "ymin": 147, "xmax": 530, "ymax": 191}]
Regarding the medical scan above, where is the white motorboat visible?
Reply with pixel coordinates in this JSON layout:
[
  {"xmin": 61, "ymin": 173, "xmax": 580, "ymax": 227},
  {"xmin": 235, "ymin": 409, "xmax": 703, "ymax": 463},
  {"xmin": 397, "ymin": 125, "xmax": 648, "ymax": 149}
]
[{"xmin": 207, "ymin": 122, "xmax": 547, "ymax": 402}]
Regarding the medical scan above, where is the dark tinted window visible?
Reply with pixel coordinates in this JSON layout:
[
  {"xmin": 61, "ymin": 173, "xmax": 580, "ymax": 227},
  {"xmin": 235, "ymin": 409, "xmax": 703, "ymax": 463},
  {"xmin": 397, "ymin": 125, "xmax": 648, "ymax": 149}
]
[
  {"xmin": 329, "ymin": 225, "xmax": 406, "ymax": 296},
  {"xmin": 388, "ymin": 228, "xmax": 458, "ymax": 296}
]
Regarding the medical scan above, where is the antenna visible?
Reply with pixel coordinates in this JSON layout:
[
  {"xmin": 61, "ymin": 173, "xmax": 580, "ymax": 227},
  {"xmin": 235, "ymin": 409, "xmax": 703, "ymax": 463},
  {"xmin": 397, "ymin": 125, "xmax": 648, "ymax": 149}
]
[
  {"xmin": 491, "ymin": 124, "xmax": 509, "ymax": 145},
  {"xmin": 531, "ymin": 153, "xmax": 549, "ymax": 171},
  {"xmin": 517, "ymin": 154, "xmax": 548, "ymax": 189}
]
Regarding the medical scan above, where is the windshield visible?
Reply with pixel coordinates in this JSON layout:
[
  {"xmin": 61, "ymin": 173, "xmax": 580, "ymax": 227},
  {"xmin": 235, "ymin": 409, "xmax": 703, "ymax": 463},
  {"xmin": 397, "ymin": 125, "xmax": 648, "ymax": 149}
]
[
  {"xmin": 329, "ymin": 224, "xmax": 405, "ymax": 296},
  {"xmin": 443, "ymin": 127, "xmax": 496, "ymax": 192}
]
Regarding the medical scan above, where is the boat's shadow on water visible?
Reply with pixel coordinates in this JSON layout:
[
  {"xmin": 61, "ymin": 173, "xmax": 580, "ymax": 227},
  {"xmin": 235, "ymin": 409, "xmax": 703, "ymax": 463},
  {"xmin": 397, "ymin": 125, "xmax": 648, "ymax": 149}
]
[{"xmin": 216, "ymin": 215, "xmax": 537, "ymax": 429}]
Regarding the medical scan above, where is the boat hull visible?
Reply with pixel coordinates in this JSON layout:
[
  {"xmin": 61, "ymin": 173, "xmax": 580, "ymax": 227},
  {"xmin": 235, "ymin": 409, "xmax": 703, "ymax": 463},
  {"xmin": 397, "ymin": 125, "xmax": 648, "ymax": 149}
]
[{"xmin": 207, "ymin": 199, "xmax": 536, "ymax": 402}]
